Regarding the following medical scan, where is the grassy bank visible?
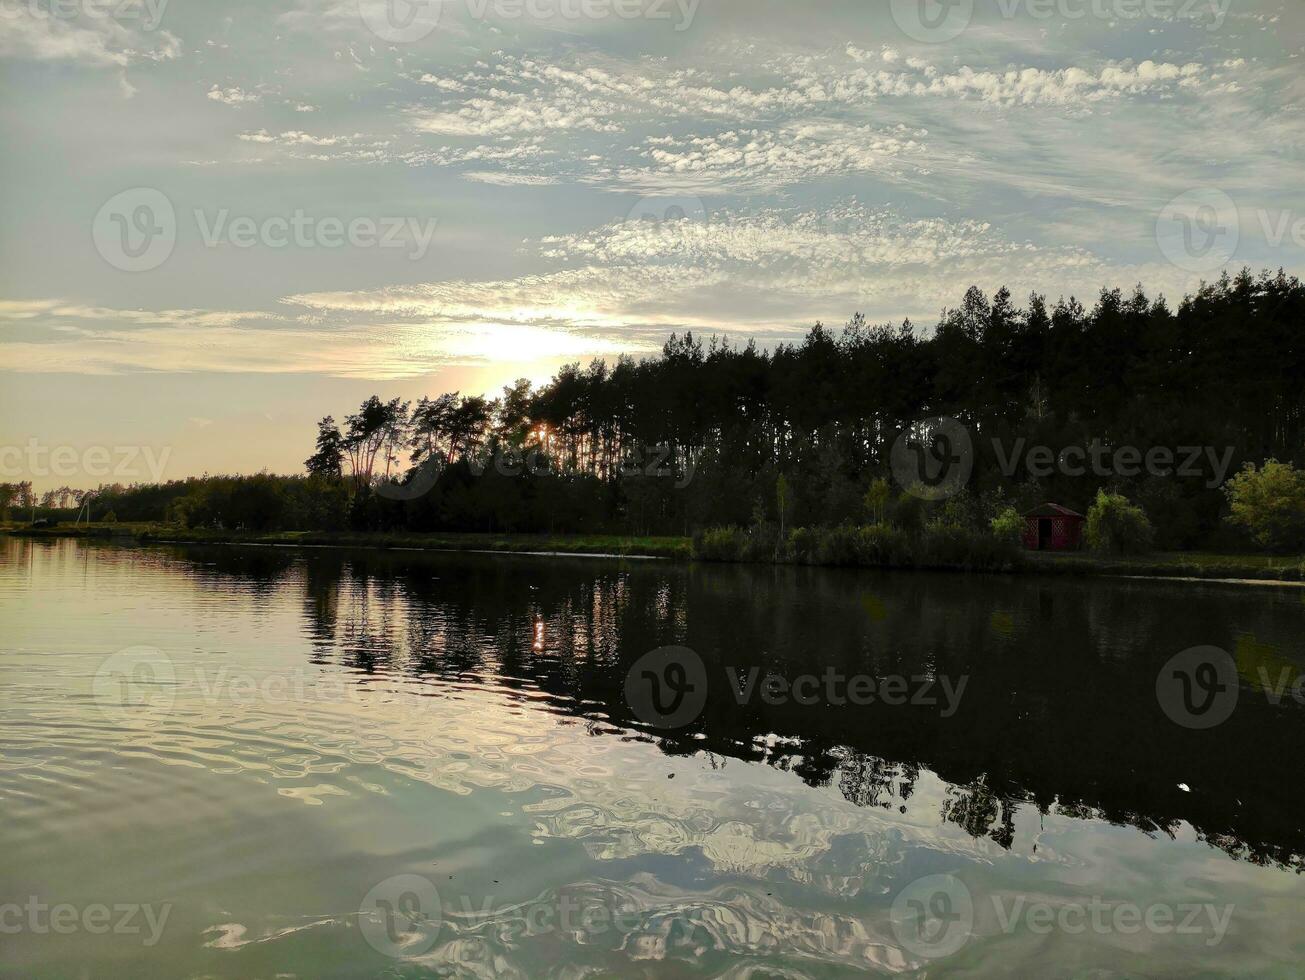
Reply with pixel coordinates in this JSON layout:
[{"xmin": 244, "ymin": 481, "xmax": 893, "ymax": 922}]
[
  {"xmin": 2, "ymin": 523, "xmax": 690, "ymax": 559},
  {"xmin": 692, "ymin": 524, "xmax": 1304, "ymax": 581},
  {"xmin": 1026, "ymin": 549, "xmax": 1305, "ymax": 582},
  {"xmin": 5, "ymin": 522, "xmax": 1301, "ymax": 581}
]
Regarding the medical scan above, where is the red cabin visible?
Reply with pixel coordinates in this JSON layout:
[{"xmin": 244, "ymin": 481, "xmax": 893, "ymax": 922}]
[{"xmin": 1022, "ymin": 503, "xmax": 1085, "ymax": 551}]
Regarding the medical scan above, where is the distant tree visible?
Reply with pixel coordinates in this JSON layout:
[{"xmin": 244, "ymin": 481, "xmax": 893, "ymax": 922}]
[
  {"xmin": 776, "ymin": 473, "xmax": 790, "ymax": 540},
  {"xmin": 342, "ymin": 396, "xmax": 409, "ymax": 491},
  {"xmin": 1085, "ymin": 490, "xmax": 1155, "ymax": 555},
  {"xmin": 138, "ymin": 269, "xmax": 1305, "ymax": 541},
  {"xmin": 863, "ymin": 478, "xmax": 890, "ymax": 524},
  {"xmin": 495, "ymin": 379, "xmax": 534, "ymax": 449},
  {"xmin": 447, "ymin": 396, "xmax": 491, "ymax": 462},
  {"xmin": 2, "ymin": 481, "xmax": 36, "ymax": 521},
  {"xmin": 410, "ymin": 393, "xmax": 458, "ymax": 463},
  {"xmin": 0, "ymin": 483, "xmax": 17, "ymax": 520},
  {"xmin": 1223, "ymin": 459, "xmax": 1305, "ymax": 552},
  {"xmin": 305, "ymin": 416, "xmax": 345, "ymax": 480}
]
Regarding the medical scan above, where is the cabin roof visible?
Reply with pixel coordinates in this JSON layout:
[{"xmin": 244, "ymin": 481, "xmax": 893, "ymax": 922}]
[{"xmin": 1023, "ymin": 502, "xmax": 1085, "ymax": 520}]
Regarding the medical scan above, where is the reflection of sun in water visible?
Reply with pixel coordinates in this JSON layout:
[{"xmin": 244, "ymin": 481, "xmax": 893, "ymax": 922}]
[{"xmin": 533, "ymin": 618, "xmax": 546, "ymax": 652}]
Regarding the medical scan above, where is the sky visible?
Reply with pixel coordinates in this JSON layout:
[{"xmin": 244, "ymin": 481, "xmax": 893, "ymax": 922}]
[{"xmin": 1, "ymin": 0, "xmax": 1302, "ymax": 489}]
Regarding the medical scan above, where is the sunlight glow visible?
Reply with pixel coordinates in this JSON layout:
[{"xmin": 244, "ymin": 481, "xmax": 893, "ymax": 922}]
[{"xmin": 436, "ymin": 323, "xmax": 647, "ymax": 364}]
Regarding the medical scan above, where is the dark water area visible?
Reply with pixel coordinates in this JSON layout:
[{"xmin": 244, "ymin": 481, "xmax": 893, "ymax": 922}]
[{"xmin": 2, "ymin": 537, "xmax": 1302, "ymax": 977}]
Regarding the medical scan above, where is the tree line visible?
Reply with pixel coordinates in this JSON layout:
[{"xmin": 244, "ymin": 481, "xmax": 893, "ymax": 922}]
[{"xmin": 16, "ymin": 269, "xmax": 1305, "ymax": 550}]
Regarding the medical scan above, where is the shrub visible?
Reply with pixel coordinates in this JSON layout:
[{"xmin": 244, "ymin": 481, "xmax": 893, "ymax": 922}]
[
  {"xmin": 815, "ymin": 525, "xmax": 864, "ymax": 566},
  {"xmin": 693, "ymin": 526, "xmax": 748, "ymax": 562},
  {"xmin": 1223, "ymin": 459, "xmax": 1305, "ymax": 553},
  {"xmin": 854, "ymin": 524, "xmax": 913, "ymax": 567},
  {"xmin": 692, "ymin": 525, "xmax": 781, "ymax": 562},
  {"xmin": 696, "ymin": 522, "xmax": 1017, "ymax": 570},
  {"xmin": 786, "ymin": 526, "xmax": 818, "ymax": 563},
  {"xmin": 888, "ymin": 492, "xmax": 925, "ymax": 532},
  {"xmin": 918, "ymin": 523, "xmax": 1020, "ymax": 570},
  {"xmin": 863, "ymin": 478, "xmax": 891, "ymax": 524},
  {"xmin": 989, "ymin": 506, "xmax": 1022, "ymax": 543},
  {"xmin": 1085, "ymin": 490, "xmax": 1155, "ymax": 555}
]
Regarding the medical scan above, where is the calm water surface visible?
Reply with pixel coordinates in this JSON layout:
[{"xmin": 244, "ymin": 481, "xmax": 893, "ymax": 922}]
[{"xmin": 2, "ymin": 537, "xmax": 1303, "ymax": 978}]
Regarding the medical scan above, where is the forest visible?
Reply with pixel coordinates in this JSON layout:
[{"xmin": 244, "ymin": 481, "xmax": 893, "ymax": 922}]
[{"xmin": 9, "ymin": 269, "xmax": 1305, "ymax": 556}]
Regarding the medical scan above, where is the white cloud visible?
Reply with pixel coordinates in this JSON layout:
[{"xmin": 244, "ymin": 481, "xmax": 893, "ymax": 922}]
[
  {"xmin": 607, "ymin": 122, "xmax": 929, "ymax": 193},
  {"xmin": 208, "ymin": 85, "xmax": 261, "ymax": 106},
  {"xmin": 0, "ymin": 9, "xmax": 180, "ymax": 68},
  {"xmin": 413, "ymin": 94, "xmax": 626, "ymax": 137},
  {"xmin": 0, "ymin": 299, "xmax": 647, "ymax": 378},
  {"xmin": 463, "ymin": 172, "xmax": 560, "ymax": 186},
  {"xmin": 365, "ymin": 47, "xmax": 1239, "ymax": 190},
  {"xmin": 282, "ymin": 203, "xmax": 1182, "ymax": 341},
  {"xmin": 4, "ymin": 3, "xmax": 1298, "ymax": 386}
]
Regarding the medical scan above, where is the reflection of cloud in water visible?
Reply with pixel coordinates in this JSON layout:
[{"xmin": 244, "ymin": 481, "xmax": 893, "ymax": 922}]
[
  {"xmin": 140, "ymin": 685, "xmax": 977, "ymax": 974},
  {"xmin": 9, "ymin": 541, "xmax": 1305, "ymax": 976},
  {"xmin": 325, "ymin": 685, "xmax": 984, "ymax": 882},
  {"xmin": 417, "ymin": 876, "xmax": 911, "ymax": 977}
]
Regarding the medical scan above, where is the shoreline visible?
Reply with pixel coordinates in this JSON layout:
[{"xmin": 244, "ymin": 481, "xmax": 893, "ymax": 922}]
[
  {"xmin": 5, "ymin": 524, "xmax": 1302, "ymax": 584},
  {"xmin": 2, "ymin": 524, "xmax": 691, "ymax": 560}
]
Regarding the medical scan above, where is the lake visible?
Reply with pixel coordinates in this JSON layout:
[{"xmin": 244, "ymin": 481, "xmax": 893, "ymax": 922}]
[{"xmin": 2, "ymin": 536, "xmax": 1303, "ymax": 977}]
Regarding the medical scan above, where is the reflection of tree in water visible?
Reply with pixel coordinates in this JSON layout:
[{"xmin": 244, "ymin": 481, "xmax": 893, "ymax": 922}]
[
  {"xmin": 942, "ymin": 778, "xmax": 1016, "ymax": 850},
  {"xmin": 162, "ymin": 545, "xmax": 1305, "ymax": 873},
  {"xmin": 837, "ymin": 752, "xmax": 919, "ymax": 811},
  {"xmin": 301, "ymin": 557, "xmax": 340, "ymax": 660}
]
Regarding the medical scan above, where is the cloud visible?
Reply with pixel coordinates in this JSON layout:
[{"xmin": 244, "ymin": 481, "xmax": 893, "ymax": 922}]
[
  {"xmin": 208, "ymin": 85, "xmax": 262, "ymax": 106},
  {"xmin": 417, "ymin": 74, "xmax": 468, "ymax": 93},
  {"xmin": 0, "ymin": 299, "xmax": 64, "ymax": 320},
  {"xmin": 0, "ymin": 9, "xmax": 180, "ymax": 68},
  {"xmin": 360, "ymin": 46, "xmax": 1238, "ymax": 191},
  {"xmin": 914, "ymin": 60, "xmax": 1205, "ymax": 108},
  {"xmin": 238, "ymin": 129, "xmax": 356, "ymax": 146},
  {"xmin": 463, "ymin": 172, "xmax": 560, "ymax": 186},
  {"xmin": 404, "ymin": 49, "xmax": 1215, "ymax": 136},
  {"xmin": 0, "ymin": 300, "xmax": 648, "ymax": 378},
  {"xmin": 283, "ymin": 267, "xmax": 703, "ymax": 329},
  {"xmin": 412, "ymin": 95, "xmax": 626, "ymax": 137},
  {"xmin": 540, "ymin": 205, "xmax": 1006, "ymax": 270},
  {"xmin": 284, "ymin": 203, "xmax": 1180, "ymax": 338},
  {"xmin": 4, "ymin": 3, "xmax": 1299, "ymax": 387},
  {"xmin": 606, "ymin": 122, "xmax": 929, "ymax": 193}
]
